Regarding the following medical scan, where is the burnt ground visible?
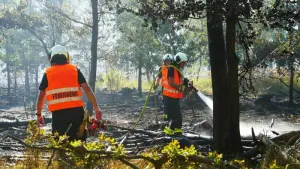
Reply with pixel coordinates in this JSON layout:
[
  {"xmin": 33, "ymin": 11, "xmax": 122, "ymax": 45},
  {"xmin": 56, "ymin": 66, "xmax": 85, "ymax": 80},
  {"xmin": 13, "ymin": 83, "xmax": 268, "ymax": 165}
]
[{"xmin": 0, "ymin": 90, "xmax": 300, "ymax": 158}]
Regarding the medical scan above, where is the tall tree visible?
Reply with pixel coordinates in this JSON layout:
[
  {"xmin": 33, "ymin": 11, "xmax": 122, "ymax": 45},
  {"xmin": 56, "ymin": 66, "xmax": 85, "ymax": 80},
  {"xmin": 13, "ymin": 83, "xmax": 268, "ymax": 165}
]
[
  {"xmin": 225, "ymin": 0, "xmax": 243, "ymax": 154},
  {"xmin": 206, "ymin": 0, "xmax": 242, "ymax": 154},
  {"xmin": 87, "ymin": 0, "xmax": 99, "ymax": 114}
]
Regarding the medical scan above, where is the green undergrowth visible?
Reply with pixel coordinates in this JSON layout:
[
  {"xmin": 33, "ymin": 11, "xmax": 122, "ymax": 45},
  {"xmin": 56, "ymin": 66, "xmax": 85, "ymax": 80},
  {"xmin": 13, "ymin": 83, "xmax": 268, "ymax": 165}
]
[
  {"xmin": 254, "ymin": 76, "xmax": 300, "ymax": 95},
  {"xmin": 96, "ymin": 75, "xmax": 300, "ymax": 97},
  {"xmin": 1, "ymin": 121, "xmax": 298, "ymax": 169}
]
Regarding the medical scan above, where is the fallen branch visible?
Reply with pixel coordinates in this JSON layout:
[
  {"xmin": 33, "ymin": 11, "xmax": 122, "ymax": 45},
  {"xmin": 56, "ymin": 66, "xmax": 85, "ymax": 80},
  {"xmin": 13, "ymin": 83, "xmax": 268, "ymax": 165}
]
[
  {"xmin": 0, "ymin": 118, "xmax": 52, "ymax": 128},
  {"xmin": 47, "ymin": 150, "xmax": 56, "ymax": 169},
  {"xmin": 119, "ymin": 158, "xmax": 139, "ymax": 169},
  {"xmin": 242, "ymin": 145, "xmax": 260, "ymax": 158},
  {"xmin": 271, "ymin": 131, "xmax": 300, "ymax": 145},
  {"xmin": 109, "ymin": 125, "xmax": 161, "ymax": 137},
  {"xmin": 260, "ymin": 135, "xmax": 279, "ymax": 149}
]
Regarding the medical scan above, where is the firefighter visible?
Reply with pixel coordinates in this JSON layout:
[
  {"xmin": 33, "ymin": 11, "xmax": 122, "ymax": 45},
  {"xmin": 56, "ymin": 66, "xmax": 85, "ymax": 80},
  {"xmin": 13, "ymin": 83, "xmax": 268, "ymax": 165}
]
[
  {"xmin": 35, "ymin": 45, "xmax": 102, "ymax": 141},
  {"xmin": 163, "ymin": 52, "xmax": 188, "ymax": 136},
  {"xmin": 154, "ymin": 53, "xmax": 173, "ymax": 121}
]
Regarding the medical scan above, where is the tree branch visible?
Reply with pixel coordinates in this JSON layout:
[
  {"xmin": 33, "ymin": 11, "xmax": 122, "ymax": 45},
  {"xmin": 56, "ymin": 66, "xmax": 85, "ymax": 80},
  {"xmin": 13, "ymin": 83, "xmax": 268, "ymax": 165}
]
[
  {"xmin": 45, "ymin": 5, "xmax": 92, "ymax": 28},
  {"xmin": 268, "ymin": 76, "xmax": 300, "ymax": 95},
  {"xmin": 27, "ymin": 29, "xmax": 50, "ymax": 58}
]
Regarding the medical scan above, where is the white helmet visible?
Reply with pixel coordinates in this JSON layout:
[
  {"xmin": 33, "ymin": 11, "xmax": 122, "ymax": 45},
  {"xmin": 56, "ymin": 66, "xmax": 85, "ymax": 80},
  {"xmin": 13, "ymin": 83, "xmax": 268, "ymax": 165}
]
[
  {"xmin": 162, "ymin": 54, "xmax": 173, "ymax": 61},
  {"xmin": 174, "ymin": 52, "xmax": 188, "ymax": 64},
  {"xmin": 49, "ymin": 45, "xmax": 70, "ymax": 63}
]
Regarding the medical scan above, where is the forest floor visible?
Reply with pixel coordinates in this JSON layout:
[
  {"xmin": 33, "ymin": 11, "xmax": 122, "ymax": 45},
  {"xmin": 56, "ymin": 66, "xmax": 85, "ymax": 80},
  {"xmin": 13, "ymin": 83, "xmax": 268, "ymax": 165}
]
[{"xmin": 0, "ymin": 90, "xmax": 300, "ymax": 158}]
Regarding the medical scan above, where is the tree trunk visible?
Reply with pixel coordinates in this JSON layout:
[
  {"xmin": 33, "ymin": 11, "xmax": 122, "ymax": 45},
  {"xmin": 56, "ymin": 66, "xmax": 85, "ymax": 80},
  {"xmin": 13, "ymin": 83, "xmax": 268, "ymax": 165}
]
[
  {"xmin": 289, "ymin": 31, "xmax": 294, "ymax": 105},
  {"xmin": 21, "ymin": 48, "xmax": 30, "ymax": 98},
  {"xmin": 6, "ymin": 60, "xmax": 11, "ymax": 97},
  {"xmin": 126, "ymin": 60, "xmax": 130, "ymax": 80},
  {"xmin": 289, "ymin": 60, "xmax": 294, "ymax": 105},
  {"xmin": 146, "ymin": 69, "xmax": 151, "ymax": 84},
  {"xmin": 206, "ymin": 0, "xmax": 230, "ymax": 154},
  {"xmin": 87, "ymin": 0, "xmax": 99, "ymax": 115},
  {"xmin": 24, "ymin": 64, "xmax": 30, "ymax": 98},
  {"xmin": 225, "ymin": 0, "xmax": 243, "ymax": 154},
  {"xmin": 138, "ymin": 61, "xmax": 142, "ymax": 97},
  {"xmin": 35, "ymin": 65, "xmax": 39, "ymax": 91},
  {"xmin": 5, "ymin": 45, "xmax": 11, "ymax": 98},
  {"xmin": 196, "ymin": 57, "xmax": 202, "ymax": 80},
  {"xmin": 14, "ymin": 70, "xmax": 17, "ymax": 94}
]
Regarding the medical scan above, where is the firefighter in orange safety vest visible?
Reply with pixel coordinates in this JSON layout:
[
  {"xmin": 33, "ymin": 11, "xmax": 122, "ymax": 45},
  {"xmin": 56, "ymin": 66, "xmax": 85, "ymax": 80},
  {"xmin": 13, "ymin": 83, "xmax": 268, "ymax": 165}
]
[
  {"xmin": 154, "ymin": 53, "xmax": 173, "ymax": 121},
  {"xmin": 35, "ymin": 45, "xmax": 102, "ymax": 141},
  {"xmin": 163, "ymin": 52, "xmax": 188, "ymax": 136}
]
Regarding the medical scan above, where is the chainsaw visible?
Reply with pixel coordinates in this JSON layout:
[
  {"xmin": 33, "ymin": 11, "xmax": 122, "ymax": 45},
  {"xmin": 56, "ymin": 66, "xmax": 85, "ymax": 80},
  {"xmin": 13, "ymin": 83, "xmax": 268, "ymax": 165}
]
[
  {"xmin": 88, "ymin": 118, "xmax": 108, "ymax": 136},
  {"xmin": 77, "ymin": 108, "xmax": 108, "ymax": 138}
]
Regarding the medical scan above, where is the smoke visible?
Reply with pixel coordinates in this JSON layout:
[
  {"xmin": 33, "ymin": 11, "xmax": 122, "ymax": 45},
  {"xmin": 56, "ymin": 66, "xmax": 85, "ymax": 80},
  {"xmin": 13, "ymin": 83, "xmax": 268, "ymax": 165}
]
[
  {"xmin": 195, "ymin": 93, "xmax": 300, "ymax": 137},
  {"xmin": 240, "ymin": 119, "xmax": 300, "ymax": 137}
]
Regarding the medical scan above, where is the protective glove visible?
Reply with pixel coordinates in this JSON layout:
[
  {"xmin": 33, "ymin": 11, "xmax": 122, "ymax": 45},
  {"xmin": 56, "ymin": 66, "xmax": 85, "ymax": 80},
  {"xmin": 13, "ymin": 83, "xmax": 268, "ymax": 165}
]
[{"xmin": 94, "ymin": 107, "xmax": 102, "ymax": 121}]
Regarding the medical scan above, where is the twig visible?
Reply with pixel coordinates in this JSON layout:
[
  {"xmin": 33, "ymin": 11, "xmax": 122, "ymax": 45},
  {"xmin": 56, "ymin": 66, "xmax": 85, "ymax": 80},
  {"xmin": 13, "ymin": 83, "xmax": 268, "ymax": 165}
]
[
  {"xmin": 251, "ymin": 127, "xmax": 258, "ymax": 144},
  {"xmin": 57, "ymin": 157, "xmax": 74, "ymax": 168},
  {"xmin": 47, "ymin": 150, "xmax": 56, "ymax": 169},
  {"xmin": 109, "ymin": 125, "xmax": 161, "ymax": 137},
  {"xmin": 119, "ymin": 158, "xmax": 139, "ymax": 169}
]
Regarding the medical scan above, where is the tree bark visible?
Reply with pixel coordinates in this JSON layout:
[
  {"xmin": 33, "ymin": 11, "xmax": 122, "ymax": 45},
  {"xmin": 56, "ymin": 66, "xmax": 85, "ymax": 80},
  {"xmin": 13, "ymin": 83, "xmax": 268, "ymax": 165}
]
[
  {"xmin": 24, "ymin": 64, "xmax": 30, "ymax": 98},
  {"xmin": 5, "ymin": 45, "xmax": 11, "ymax": 99},
  {"xmin": 146, "ymin": 69, "xmax": 151, "ymax": 83},
  {"xmin": 87, "ymin": 0, "xmax": 99, "ymax": 115},
  {"xmin": 225, "ymin": 0, "xmax": 243, "ymax": 154},
  {"xmin": 21, "ymin": 47, "xmax": 30, "ymax": 98},
  {"xmin": 289, "ymin": 56, "xmax": 294, "ymax": 105},
  {"xmin": 206, "ymin": 0, "xmax": 230, "ymax": 154},
  {"xmin": 14, "ymin": 69, "xmax": 17, "ymax": 94},
  {"xmin": 138, "ymin": 60, "xmax": 142, "ymax": 97},
  {"xmin": 6, "ymin": 58, "xmax": 11, "ymax": 97},
  {"xmin": 288, "ymin": 31, "xmax": 294, "ymax": 105},
  {"xmin": 35, "ymin": 65, "xmax": 39, "ymax": 91},
  {"xmin": 197, "ymin": 57, "xmax": 202, "ymax": 81}
]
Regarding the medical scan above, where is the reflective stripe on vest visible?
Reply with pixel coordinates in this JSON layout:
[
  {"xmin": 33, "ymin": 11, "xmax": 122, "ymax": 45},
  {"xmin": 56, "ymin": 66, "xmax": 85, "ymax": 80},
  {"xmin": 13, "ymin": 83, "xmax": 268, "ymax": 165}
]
[
  {"xmin": 45, "ymin": 64, "xmax": 84, "ymax": 112},
  {"xmin": 46, "ymin": 87, "xmax": 80, "ymax": 95},
  {"xmin": 48, "ymin": 96, "xmax": 82, "ymax": 105},
  {"xmin": 163, "ymin": 88, "xmax": 181, "ymax": 95},
  {"xmin": 163, "ymin": 68, "xmax": 183, "ymax": 98},
  {"xmin": 46, "ymin": 87, "xmax": 82, "ymax": 105}
]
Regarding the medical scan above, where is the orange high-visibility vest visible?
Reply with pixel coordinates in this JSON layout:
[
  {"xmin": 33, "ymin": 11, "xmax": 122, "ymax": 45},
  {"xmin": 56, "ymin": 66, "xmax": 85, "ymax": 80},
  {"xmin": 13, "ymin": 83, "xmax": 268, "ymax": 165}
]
[
  {"xmin": 163, "ymin": 67, "xmax": 183, "ymax": 98},
  {"xmin": 45, "ymin": 64, "xmax": 84, "ymax": 112},
  {"xmin": 160, "ymin": 65, "xmax": 168, "ymax": 87}
]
